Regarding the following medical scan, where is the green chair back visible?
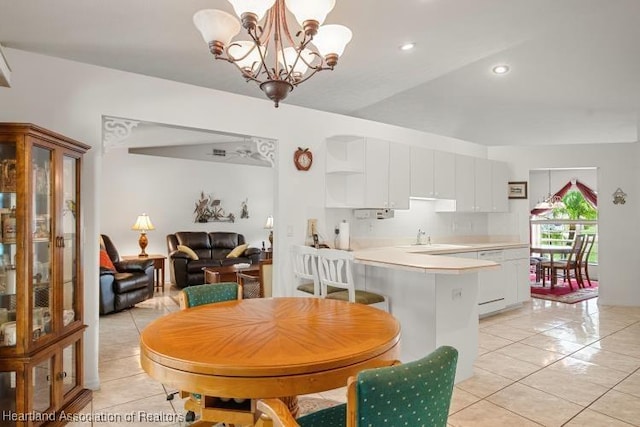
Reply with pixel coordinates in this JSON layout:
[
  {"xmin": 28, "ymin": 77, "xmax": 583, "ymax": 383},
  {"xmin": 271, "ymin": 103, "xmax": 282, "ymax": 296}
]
[
  {"xmin": 355, "ymin": 346, "xmax": 458, "ymax": 427},
  {"xmin": 181, "ymin": 282, "xmax": 239, "ymax": 308},
  {"xmin": 297, "ymin": 346, "xmax": 458, "ymax": 427}
]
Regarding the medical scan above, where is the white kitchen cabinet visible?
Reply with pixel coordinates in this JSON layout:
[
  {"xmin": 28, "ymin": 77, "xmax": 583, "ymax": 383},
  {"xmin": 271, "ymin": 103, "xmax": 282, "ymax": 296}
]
[
  {"xmin": 437, "ymin": 156, "xmax": 507, "ymax": 213},
  {"xmin": 364, "ymin": 138, "xmax": 389, "ymax": 208},
  {"xmin": 434, "ymin": 151, "xmax": 456, "ymax": 199},
  {"xmin": 474, "ymin": 158, "xmax": 493, "ymax": 212},
  {"xmin": 410, "ymin": 147, "xmax": 434, "ymax": 198},
  {"xmin": 410, "ymin": 147, "xmax": 455, "ymax": 200},
  {"xmin": 364, "ymin": 138, "xmax": 410, "ymax": 209},
  {"xmin": 503, "ymin": 248, "xmax": 531, "ymax": 304},
  {"xmin": 326, "ymin": 136, "xmax": 409, "ymax": 209},
  {"xmin": 388, "ymin": 143, "xmax": 411, "ymax": 209},
  {"xmin": 491, "ymin": 161, "xmax": 509, "ymax": 212}
]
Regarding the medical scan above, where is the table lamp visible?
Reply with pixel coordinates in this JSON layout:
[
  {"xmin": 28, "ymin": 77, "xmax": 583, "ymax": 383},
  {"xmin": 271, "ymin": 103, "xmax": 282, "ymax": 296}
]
[
  {"xmin": 131, "ymin": 213, "xmax": 155, "ymax": 257},
  {"xmin": 264, "ymin": 215, "xmax": 274, "ymax": 248}
]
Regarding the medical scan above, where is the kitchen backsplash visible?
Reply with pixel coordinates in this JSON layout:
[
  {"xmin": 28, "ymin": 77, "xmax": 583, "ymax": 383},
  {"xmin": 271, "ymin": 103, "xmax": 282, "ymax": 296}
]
[{"xmin": 325, "ymin": 199, "xmax": 520, "ymax": 249}]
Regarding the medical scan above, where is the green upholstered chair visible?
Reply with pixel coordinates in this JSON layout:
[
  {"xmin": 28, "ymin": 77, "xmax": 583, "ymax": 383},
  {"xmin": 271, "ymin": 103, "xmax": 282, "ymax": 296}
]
[
  {"xmin": 178, "ymin": 282, "xmax": 242, "ymax": 309},
  {"xmin": 176, "ymin": 282, "xmax": 251, "ymax": 426},
  {"xmin": 257, "ymin": 346, "xmax": 458, "ymax": 427},
  {"xmin": 317, "ymin": 249, "xmax": 389, "ymax": 311}
]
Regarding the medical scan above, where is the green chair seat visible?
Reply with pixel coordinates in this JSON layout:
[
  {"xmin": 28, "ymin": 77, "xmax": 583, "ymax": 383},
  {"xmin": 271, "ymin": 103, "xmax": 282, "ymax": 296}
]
[
  {"xmin": 296, "ymin": 281, "xmax": 342, "ymax": 295},
  {"xmin": 297, "ymin": 403, "xmax": 346, "ymax": 427},
  {"xmin": 325, "ymin": 290, "xmax": 386, "ymax": 305}
]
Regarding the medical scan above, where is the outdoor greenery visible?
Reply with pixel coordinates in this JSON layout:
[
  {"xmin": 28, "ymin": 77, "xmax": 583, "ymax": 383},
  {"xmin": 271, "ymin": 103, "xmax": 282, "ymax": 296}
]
[
  {"xmin": 537, "ymin": 190, "xmax": 598, "ymax": 263},
  {"xmin": 552, "ymin": 190, "xmax": 598, "ymax": 220}
]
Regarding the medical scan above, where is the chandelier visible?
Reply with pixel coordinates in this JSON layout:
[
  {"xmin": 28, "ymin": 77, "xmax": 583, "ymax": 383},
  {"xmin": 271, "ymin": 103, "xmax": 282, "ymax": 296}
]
[
  {"xmin": 193, "ymin": 0, "xmax": 352, "ymax": 107},
  {"xmin": 535, "ymin": 170, "xmax": 565, "ymax": 210}
]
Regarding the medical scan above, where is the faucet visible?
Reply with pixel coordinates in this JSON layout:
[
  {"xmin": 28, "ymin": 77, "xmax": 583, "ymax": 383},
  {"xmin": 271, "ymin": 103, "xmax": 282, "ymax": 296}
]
[{"xmin": 416, "ymin": 229, "xmax": 426, "ymax": 245}]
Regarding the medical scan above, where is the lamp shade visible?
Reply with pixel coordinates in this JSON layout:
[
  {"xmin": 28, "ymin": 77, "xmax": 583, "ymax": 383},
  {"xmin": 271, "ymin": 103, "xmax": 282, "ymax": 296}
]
[
  {"xmin": 193, "ymin": 9, "xmax": 241, "ymax": 46},
  {"xmin": 313, "ymin": 24, "xmax": 352, "ymax": 57},
  {"xmin": 264, "ymin": 215, "xmax": 274, "ymax": 229},
  {"xmin": 285, "ymin": 0, "xmax": 335, "ymax": 26},
  {"xmin": 227, "ymin": 0, "xmax": 276, "ymax": 20},
  {"xmin": 131, "ymin": 213, "xmax": 155, "ymax": 232}
]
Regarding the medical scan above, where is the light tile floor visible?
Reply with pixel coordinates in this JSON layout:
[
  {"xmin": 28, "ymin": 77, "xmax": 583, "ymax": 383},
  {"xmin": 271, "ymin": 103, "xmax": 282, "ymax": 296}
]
[{"xmin": 75, "ymin": 288, "xmax": 640, "ymax": 426}]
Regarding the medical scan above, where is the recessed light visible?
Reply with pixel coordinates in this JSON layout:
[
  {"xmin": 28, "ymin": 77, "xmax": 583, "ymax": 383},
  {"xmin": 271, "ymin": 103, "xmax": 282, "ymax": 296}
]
[
  {"xmin": 400, "ymin": 43, "xmax": 415, "ymax": 51},
  {"xmin": 492, "ymin": 65, "xmax": 510, "ymax": 74}
]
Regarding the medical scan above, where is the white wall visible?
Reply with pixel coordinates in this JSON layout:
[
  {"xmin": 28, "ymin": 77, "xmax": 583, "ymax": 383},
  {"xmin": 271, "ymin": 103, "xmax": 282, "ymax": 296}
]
[
  {"xmin": 0, "ymin": 48, "xmax": 488, "ymax": 390},
  {"xmin": 101, "ymin": 148, "xmax": 274, "ymax": 256},
  {"xmin": 489, "ymin": 143, "xmax": 640, "ymax": 306}
]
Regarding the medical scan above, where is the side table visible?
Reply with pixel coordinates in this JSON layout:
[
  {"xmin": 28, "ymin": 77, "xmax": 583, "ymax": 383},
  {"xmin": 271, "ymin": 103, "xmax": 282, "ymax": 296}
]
[{"xmin": 122, "ymin": 254, "xmax": 166, "ymax": 292}]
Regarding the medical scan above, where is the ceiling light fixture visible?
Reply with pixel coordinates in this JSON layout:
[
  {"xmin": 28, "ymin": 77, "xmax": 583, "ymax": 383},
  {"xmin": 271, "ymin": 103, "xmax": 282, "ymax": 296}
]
[
  {"xmin": 492, "ymin": 64, "xmax": 510, "ymax": 75},
  {"xmin": 193, "ymin": 0, "xmax": 352, "ymax": 108},
  {"xmin": 535, "ymin": 170, "xmax": 565, "ymax": 210},
  {"xmin": 400, "ymin": 43, "xmax": 415, "ymax": 51}
]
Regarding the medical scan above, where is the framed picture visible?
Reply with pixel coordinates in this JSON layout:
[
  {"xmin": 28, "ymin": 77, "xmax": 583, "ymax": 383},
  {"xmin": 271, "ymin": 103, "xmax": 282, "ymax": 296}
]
[{"xmin": 508, "ymin": 181, "xmax": 528, "ymax": 199}]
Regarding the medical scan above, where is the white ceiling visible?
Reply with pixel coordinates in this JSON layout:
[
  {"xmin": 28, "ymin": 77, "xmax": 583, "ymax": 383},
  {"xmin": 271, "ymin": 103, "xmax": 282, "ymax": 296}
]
[{"xmin": 1, "ymin": 0, "xmax": 639, "ymax": 147}]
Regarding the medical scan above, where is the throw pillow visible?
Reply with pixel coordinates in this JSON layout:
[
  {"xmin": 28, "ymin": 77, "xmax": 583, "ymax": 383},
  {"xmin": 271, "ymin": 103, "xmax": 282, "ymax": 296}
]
[
  {"xmin": 177, "ymin": 245, "xmax": 199, "ymax": 260},
  {"xmin": 99, "ymin": 250, "xmax": 116, "ymax": 271},
  {"xmin": 226, "ymin": 244, "xmax": 248, "ymax": 258}
]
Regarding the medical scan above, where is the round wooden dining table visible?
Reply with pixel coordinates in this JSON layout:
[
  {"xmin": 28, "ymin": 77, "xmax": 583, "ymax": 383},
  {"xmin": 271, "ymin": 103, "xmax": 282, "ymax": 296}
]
[{"xmin": 140, "ymin": 297, "xmax": 401, "ymax": 423}]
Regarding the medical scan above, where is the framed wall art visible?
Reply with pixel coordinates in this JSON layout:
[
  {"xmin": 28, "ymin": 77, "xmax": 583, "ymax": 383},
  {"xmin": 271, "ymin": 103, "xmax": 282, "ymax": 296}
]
[{"xmin": 508, "ymin": 181, "xmax": 528, "ymax": 199}]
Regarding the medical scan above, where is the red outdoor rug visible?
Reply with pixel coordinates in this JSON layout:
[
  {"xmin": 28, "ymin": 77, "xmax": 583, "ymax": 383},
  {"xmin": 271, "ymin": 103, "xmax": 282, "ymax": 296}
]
[{"xmin": 530, "ymin": 279, "xmax": 598, "ymax": 304}]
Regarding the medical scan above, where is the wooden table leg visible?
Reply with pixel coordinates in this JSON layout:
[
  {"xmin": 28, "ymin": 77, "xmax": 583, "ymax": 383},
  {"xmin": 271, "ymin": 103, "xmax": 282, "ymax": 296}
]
[{"xmin": 280, "ymin": 396, "xmax": 299, "ymax": 418}]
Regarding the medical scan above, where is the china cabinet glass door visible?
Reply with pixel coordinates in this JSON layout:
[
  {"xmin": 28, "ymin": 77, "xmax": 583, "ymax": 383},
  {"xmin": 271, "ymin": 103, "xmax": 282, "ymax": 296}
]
[
  {"xmin": 62, "ymin": 340, "xmax": 79, "ymax": 396},
  {"xmin": 62, "ymin": 155, "xmax": 78, "ymax": 327},
  {"xmin": 32, "ymin": 357, "xmax": 52, "ymax": 413},
  {"xmin": 32, "ymin": 146, "xmax": 53, "ymax": 343},
  {"xmin": 0, "ymin": 140, "xmax": 17, "ymax": 349},
  {"xmin": 0, "ymin": 369, "xmax": 17, "ymax": 422}
]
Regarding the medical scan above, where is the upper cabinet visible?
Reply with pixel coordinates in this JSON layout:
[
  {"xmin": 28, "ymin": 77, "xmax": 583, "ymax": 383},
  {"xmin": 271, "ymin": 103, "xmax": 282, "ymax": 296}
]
[
  {"xmin": 437, "ymin": 155, "xmax": 508, "ymax": 213},
  {"xmin": 364, "ymin": 139, "xmax": 410, "ymax": 209},
  {"xmin": 491, "ymin": 161, "xmax": 509, "ymax": 212},
  {"xmin": 410, "ymin": 148, "xmax": 455, "ymax": 200},
  {"xmin": 326, "ymin": 136, "xmax": 410, "ymax": 209},
  {"xmin": 326, "ymin": 136, "xmax": 508, "ymax": 213}
]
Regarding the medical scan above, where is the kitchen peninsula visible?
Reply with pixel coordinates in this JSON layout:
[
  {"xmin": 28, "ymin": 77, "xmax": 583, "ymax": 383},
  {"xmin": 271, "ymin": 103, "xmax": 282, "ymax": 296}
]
[{"xmin": 353, "ymin": 242, "xmax": 527, "ymax": 382}]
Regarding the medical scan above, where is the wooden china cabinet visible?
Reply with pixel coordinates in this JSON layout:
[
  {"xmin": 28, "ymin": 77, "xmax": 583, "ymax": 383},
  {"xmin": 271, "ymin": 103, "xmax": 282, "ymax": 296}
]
[{"xmin": 0, "ymin": 124, "xmax": 91, "ymax": 426}]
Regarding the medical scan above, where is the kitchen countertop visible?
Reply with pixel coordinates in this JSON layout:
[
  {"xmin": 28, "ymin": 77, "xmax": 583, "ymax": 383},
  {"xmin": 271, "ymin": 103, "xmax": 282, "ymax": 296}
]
[{"xmin": 353, "ymin": 242, "xmax": 528, "ymax": 274}]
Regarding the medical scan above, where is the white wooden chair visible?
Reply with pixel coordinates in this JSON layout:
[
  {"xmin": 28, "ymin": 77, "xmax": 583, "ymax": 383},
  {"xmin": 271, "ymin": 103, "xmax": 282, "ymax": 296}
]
[
  {"xmin": 316, "ymin": 249, "xmax": 389, "ymax": 312},
  {"xmin": 291, "ymin": 245, "xmax": 322, "ymax": 297}
]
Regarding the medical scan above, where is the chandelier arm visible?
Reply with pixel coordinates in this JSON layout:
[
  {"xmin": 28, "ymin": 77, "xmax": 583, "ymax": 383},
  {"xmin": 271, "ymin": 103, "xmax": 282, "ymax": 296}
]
[
  {"xmin": 280, "ymin": 30, "xmax": 322, "ymax": 83},
  {"xmin": 246, "ymin": 23, "xmax": 276, "ymax": 81},
  {"xmin": 226, "ymin": 41, "xmax": 256, "ymax": 65},
  {"xmin": 290, "ymin": 66, "xmax": 328, "ymax": 86}
]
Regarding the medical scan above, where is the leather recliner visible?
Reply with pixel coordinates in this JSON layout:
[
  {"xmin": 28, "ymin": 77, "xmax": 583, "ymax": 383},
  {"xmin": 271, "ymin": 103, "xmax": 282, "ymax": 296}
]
[
  {"xmin": 167, "ymin": 231, "xmax": 262, "ymax": 289},
  {"xmin": 99, "ymin": 234, "xmax": 155, "ymax": 315}
]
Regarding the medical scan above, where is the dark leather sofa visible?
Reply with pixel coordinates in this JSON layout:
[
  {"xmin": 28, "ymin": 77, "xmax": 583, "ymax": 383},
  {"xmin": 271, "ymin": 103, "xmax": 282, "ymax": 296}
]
[
  {"xmin": 99, "ymin": 234, "xmax": 155, "ymax": 315},
  {"xmin": 167, "ymin": 232, "xmax": 261, "ymax": 289}
]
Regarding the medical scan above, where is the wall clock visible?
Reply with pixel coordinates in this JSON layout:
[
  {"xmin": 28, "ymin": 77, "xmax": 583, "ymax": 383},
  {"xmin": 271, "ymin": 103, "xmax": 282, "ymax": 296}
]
[{"xmin": 294, "ymin": 147, "xmax": 313, "ymax": 171}]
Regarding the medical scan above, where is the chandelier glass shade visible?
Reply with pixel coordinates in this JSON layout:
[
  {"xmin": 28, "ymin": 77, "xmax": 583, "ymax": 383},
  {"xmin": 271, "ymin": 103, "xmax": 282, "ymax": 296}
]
[{"xmin": 193, "ymin": 0, "xmax": 352, "ymax": 107}]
